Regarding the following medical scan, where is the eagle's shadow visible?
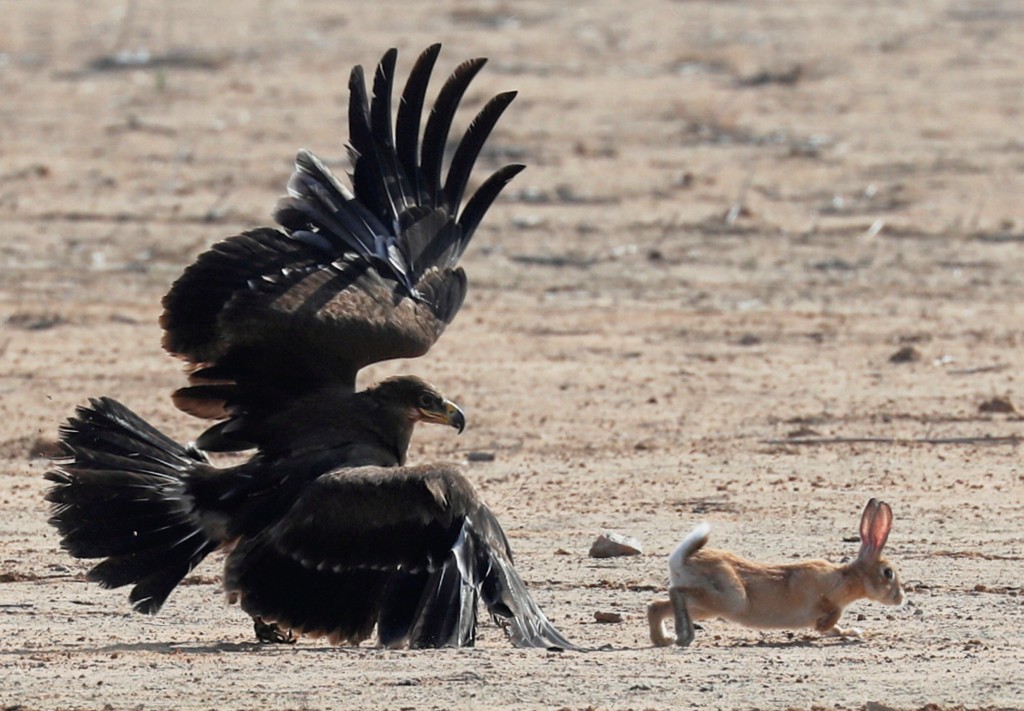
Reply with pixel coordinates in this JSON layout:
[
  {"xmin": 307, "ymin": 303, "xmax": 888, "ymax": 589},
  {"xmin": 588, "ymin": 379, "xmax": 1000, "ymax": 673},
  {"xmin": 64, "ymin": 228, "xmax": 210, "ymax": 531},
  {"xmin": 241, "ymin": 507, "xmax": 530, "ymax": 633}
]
[{"xmin": 89, "ymin": 640, "xmax": 357, "ymax": 655}]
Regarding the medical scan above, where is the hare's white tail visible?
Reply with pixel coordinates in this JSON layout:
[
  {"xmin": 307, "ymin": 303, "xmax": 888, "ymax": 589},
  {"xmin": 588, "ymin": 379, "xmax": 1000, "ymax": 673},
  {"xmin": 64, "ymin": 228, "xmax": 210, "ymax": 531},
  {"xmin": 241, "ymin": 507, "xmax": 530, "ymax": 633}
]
[{"xmin": 667, "ymin": 522, "xmax": 711, "ymax": 587}]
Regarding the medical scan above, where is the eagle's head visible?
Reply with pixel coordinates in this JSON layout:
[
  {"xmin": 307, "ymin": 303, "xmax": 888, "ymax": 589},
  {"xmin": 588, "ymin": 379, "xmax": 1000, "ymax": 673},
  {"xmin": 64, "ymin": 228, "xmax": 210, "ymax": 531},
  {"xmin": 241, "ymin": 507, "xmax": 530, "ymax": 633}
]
[{"xmin": 369, "ymin": 376, "xmax": 465, "ymax": 434}]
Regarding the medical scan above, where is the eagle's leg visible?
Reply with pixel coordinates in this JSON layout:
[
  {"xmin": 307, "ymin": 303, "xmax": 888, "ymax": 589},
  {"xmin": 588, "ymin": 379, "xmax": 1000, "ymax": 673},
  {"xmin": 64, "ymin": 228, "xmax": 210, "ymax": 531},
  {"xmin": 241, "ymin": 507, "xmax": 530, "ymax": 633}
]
[{"xmin": 253, "ymin": 616, "xmax": 296, "ymax": 644}]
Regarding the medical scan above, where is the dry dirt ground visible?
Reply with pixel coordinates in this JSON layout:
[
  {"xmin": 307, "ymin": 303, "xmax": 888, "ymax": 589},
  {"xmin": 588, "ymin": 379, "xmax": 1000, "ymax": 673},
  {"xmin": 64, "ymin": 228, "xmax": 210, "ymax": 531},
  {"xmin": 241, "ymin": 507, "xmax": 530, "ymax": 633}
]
[{"xmin": 2, "ymin": 1, "xmax": 1023, "ymax": 709}]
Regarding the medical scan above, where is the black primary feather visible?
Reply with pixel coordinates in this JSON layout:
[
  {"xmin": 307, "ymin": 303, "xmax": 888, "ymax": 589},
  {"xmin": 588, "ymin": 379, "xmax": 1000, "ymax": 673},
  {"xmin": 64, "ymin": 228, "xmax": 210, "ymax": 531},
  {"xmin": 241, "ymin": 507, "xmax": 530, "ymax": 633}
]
[
  {"xmin": 455, "ymin": 163, "xmax": 526, "ymax": 248},
  {"xmin": 472, "ymin": 508, "xmax": 575, "ymax": 649},
  {"xmin": 395, "ymin": 43, "xmax": 441, "ymax": 204},
  {"xmin": 419, "ymin": 57, "xmax": 488, "ymax": 210},
  {"xmin": 443, "ymin": 91, "xmax": 518, "ymax": 221},
  {"xmin": 270, "ymin": 44, "xmax": 520, "ymax": 297}
]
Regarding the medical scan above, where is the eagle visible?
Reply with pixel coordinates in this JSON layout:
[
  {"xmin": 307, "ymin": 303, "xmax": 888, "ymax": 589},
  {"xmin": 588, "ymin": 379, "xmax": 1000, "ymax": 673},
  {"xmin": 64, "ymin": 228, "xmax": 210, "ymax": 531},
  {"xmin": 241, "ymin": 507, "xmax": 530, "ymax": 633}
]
[{"xmin": 44, "ymin": 45, "xmax": 574, "ymax": 650}]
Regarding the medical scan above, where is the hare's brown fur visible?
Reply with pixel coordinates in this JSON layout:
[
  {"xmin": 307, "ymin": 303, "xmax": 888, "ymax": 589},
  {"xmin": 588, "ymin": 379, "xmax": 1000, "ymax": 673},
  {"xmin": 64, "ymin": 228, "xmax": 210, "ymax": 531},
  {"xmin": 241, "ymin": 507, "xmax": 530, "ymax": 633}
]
[{"xmin": 649, "ymin": 499, "xmax": 904, "ymax": 647}]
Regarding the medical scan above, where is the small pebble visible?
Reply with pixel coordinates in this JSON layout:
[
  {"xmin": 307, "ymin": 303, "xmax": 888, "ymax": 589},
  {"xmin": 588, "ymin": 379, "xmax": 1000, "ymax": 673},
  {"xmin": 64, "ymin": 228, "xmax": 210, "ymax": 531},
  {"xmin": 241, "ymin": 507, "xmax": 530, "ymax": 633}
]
[
  {"xmin": 589, "ymin": 532, "xmax": 643, "ymax": 558},
  {"xmin": 978, "ymin": 396, "xmax": 1016, "ymax": 414},
  {"xmin": 889, "ymin": 346, "xmax": 921, "ymax": 363}
]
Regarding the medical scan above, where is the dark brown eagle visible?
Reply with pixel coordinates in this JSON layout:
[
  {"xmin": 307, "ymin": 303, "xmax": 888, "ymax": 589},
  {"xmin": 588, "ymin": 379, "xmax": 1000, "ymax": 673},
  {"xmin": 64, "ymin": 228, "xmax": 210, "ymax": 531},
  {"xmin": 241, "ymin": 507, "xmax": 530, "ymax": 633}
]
[{"xmin": 44, "ymin": 46, "xmax": 574, "ymax": 650}]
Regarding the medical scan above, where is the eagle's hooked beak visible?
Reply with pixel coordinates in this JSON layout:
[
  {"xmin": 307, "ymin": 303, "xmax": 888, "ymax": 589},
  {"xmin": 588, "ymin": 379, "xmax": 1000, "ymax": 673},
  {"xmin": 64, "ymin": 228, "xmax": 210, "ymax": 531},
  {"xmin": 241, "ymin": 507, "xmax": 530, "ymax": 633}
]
[
  {"xmin": 448, "ymin": 401, "xmax": 466, "ymax": 434},
  {"xmin": 420, "ymin": 398, "xmax": 466, "ymax": 434}
]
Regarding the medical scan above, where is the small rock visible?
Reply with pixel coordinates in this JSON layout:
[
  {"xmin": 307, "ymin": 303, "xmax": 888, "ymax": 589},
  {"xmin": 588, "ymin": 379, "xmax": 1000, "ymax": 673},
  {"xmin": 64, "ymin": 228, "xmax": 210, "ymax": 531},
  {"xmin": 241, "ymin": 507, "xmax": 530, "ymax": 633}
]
[
  {"xmin": 6, "ymin": 312, "xmax": 65, "ymax": 331},
  {"xmin": 787, "ymin": 426, "xmax": 821, "ymax": 439},
  {"xmin": 466, "ymin": 451, "xmax": 496, "ymax": 462},
  {"xmin": 978, "ymin": 396, "xmax": 1016, "ymax": 414},
  {"xmin": 889, "ymin": 345, "xmax": 921, "ymax": 363},
  {"xmin": 594, "ymin": 611, "xmax": 623, "ymax": 624},
  {"xmin": 589, "ymin": 531, "xmax": 643, "ymax": 558}
]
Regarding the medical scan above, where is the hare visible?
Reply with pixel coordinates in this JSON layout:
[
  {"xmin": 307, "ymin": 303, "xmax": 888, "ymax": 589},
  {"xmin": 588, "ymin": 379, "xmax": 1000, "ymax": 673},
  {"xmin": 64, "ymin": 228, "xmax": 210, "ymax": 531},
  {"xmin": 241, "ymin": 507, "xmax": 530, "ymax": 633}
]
[{"xmin": 648, "ymin": 498, "xmax": 904, "ymax": 647}]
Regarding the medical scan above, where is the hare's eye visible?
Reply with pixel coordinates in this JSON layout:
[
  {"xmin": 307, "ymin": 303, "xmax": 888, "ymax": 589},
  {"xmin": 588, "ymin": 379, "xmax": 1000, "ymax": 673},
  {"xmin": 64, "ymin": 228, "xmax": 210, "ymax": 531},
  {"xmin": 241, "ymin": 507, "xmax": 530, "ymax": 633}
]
[{"xmin": 883, "ymin": 567, "xmax": 894, "ymax": 580}]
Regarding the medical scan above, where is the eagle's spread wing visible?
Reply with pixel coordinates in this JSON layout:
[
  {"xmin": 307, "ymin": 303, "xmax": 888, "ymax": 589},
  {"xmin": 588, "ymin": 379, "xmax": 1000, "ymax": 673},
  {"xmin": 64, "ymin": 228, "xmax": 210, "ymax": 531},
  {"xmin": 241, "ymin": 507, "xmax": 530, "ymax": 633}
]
[
  {"xmin": 160, "ymin": 45, "xmax": 522, "ymax": 444},
  {"xmin": 224, "ymin": 465, "xmax": 575, "ymax": 649}
]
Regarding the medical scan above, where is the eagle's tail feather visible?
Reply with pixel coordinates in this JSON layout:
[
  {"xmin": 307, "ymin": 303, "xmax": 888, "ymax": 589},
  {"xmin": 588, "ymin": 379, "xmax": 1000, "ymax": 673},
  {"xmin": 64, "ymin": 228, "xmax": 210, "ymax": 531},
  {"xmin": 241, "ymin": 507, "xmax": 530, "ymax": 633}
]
[{"xmin": 44, "ymin": 398, "xmax": 217, "ymax": 614}]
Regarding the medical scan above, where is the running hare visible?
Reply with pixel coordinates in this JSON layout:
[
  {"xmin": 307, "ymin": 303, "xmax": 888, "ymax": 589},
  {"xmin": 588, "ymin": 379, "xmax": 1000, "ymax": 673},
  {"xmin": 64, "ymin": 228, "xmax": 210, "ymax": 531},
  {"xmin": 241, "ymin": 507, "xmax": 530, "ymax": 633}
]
[{"xmin": 648, "ymin": 499, "xmax": 904, "ymax": 646}]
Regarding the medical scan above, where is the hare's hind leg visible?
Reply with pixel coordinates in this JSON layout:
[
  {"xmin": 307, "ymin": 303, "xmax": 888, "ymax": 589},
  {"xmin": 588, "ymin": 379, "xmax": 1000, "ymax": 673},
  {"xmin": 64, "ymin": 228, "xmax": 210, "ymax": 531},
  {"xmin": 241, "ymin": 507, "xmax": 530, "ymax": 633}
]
[
  {"xmin": 670, "ymin": 587, "xmax": 696, "ymax": 647},
  {"xmin": 647, "ymin": 598, "xmax": 675, "ymax": 646}
]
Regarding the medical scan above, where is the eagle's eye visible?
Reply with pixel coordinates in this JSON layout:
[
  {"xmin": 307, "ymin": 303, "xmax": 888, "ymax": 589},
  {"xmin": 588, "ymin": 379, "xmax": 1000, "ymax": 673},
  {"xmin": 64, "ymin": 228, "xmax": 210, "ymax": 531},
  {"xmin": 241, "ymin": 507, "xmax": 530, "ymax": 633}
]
[{"xmin": 418, "ymin": 393, "xmax": 438, "ymax": 409}]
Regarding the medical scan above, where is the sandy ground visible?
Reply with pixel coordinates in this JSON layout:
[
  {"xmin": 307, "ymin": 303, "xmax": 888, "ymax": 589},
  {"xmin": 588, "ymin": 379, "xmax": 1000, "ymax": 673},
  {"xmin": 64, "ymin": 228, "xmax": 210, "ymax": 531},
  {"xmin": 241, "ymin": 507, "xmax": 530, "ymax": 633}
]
[{"xmin": 2, "ymin": 1, "xmax": 1023, "ymax": 709}]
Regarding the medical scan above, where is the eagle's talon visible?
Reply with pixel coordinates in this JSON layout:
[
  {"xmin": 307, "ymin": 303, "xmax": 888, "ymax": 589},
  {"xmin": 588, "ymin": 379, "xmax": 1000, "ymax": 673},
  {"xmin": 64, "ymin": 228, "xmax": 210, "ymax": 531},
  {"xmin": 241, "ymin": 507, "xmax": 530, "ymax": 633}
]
[{"xmin": 254, "ymin": 617, "xmax": 296, "ymax": 644}]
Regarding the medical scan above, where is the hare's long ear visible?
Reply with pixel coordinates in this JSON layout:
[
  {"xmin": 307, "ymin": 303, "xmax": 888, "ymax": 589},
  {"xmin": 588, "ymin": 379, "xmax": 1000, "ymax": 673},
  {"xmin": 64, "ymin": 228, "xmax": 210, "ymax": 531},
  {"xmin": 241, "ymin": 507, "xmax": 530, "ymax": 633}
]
[
  {"xmin": 857, "ymin": 498, "xmax": 892, "ymax": 561},
  {"xmin": 870, "ymin": 501, "xmax": 893, "ymax": 552}
]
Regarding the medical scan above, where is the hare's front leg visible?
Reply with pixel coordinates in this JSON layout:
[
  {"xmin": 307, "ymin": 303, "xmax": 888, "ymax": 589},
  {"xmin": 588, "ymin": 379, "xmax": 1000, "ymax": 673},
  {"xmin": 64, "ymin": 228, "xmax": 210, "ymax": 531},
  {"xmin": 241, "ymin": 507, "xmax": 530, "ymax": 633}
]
[
  {"xmin": 822, "ymin": 625, "xmax": 864, "ymax": 640},
  {"xmin": 670, "ymin": 587, "xmax": 696, "ymax": 647},
  {"xmin": 816, "ymin": 607, "xmax": 863, "ymax": 640}
]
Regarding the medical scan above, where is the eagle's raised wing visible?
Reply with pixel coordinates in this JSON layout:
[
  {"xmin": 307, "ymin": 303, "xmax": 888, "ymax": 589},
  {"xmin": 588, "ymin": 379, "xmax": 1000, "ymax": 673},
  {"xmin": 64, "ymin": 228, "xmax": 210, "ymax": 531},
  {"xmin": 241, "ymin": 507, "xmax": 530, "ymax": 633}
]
[
  {"xmin": 224, "ymin": 465, "xmax": 575, "ymax": 650},
  {"xmin": 160, "ymin": 45, "xmax": 521, "ymax": 443}
]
